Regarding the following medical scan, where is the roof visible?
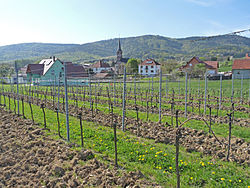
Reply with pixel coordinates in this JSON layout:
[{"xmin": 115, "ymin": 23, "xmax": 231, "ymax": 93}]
[
  {"xmin": 232, "ymin": 59, "xmax": 250, "ymax": 70},
  {"xmin": 92, "ymin": 60, "xmax": 110, "ymax": 68},
  {"xmin": 39, "ymin": 58, "xmax": 53, "ymax": 75},
  {"xmin": 140, "ymin": 59, "xmax": 161, "ymax": 66},
  {"xmin": 65, "ymin": 62, "xmax": 88, "ymax": 78},
  {"xmin": 181, "ymin": 57, "xmax": 218, "ymax": 70},
  {"xmin": 204, "ymin": 61, "xmax": 218, "ymax": 69},
  {"xmin": 26, "ymin": 64, "xmax": 44, "ymax": 75},
  {"xmin": 94, "ymin": 72, "xmax": 111, "ymax": 79}
]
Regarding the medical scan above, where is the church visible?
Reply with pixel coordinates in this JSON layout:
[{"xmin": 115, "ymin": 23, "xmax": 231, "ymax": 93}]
[{"xmin": 114, "ymin": 39, "xmax": 129, "ymax": 74}]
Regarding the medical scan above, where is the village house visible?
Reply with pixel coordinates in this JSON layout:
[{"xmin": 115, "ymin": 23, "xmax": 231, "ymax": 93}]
[
  {"xmin": 138, "ymin": 59, "xmax": 161, "ymax": 76},
  {"xmin": 26, "ymin": 56, "xmax": 88, "ymax": 85},
  {"xmin": 181, "ymin": 57, "xmax": 219, "ymax": 75},
  {"xmin": 91, "ymin": 60, "xmax": 111, "ymax": 73},
  {"xmin": 232, "ymin": 53, "xmax": 250, "ymax": 79}
]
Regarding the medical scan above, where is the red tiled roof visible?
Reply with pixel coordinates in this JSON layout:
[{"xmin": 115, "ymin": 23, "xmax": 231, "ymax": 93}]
[
  {"xmin": 94, "ymin": 72, "xmax": 111, "ymax": 79},
  {"xmin": 26, "ymin": 64, "xmax": 44, "ymax": 75},
  {"xmin": 65, "ymin": 62, "xmax": 88, "ymax": 77},
  {"xmin": 181, "ymin": 57, "xmax": 218, "ymax": 70},
  {"xmin": 140, "ymin": 59, "xmax": 160, "ymax": 66},
  {"xmin": 232, "ymin": 59, "xmax": 250, "ymax": 70},
  {"xmin": 204, "ymin": 61, "xmax": 218, "ymax": 69},
  {"xmin": 92, "ymin": 61, "xmax": 110, "ymax": 68}
]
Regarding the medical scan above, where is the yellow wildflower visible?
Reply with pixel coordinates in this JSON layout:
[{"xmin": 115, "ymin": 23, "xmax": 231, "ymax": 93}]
[
  {"xmin": 190, "ymin": 177, "xmax": 193, "ymax": 180},
  {"xmin": 169, "ymin": 167, "xmax": 172, "ymax": 170},
  {"xmin": 221, "ymin": 178, "xmax": 225, "ymax": 181}
]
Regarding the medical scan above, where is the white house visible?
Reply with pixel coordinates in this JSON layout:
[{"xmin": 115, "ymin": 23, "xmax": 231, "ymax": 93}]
[
  {"xmin": 138, "ymin": 59, "xmax": 161, "ymax": 76},
  {"xmin": 92, "ymin": 60, "xmax": 111, "ymax": 73},
  {"xmin": 232, "ymin": 53, "xmax": 250, "ymax": 79}
]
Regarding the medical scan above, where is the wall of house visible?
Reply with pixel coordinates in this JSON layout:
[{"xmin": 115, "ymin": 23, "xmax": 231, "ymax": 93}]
[
  {"xmin": 207, "ymin": 69, "xmax": 216, "ymax": 75},
  {"xmin": 183, "ymin": 58, "xmax": 200, "ymax": 71},
  {"xmin": 139, "ymin": 65, "xmax": 160, "ymax": 76},
  {"xmin": 232, "ymin": 69, "xmax": 250, "ymax": 79},
  {"xmin": 93, "ymin": 67, "xmax": 111, "ymax": 73},
  {"xmin": 40, "ymin": 60, "xmax": 64, "ymax": 85},
  {"xmin": 27, "ymin": 73, "xmax": 41, "ymax": 84}
]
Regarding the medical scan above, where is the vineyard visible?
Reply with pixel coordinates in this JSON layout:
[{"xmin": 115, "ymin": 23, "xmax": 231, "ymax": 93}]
[{"xmin": 0, "ymin": 72, "xmax": 249, "ymax": 187}]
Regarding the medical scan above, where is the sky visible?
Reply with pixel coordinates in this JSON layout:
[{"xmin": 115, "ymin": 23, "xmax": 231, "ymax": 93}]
[{"xmin": 0, "ymin": 0, "xmax": 249, "ymax": 46}]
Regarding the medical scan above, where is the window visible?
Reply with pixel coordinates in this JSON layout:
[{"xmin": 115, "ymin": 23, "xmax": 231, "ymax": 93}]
[
  {"xmin": 151, "ymin": 70, "xmax": 154, "ymax": 73},
  {"xmin": 141, "ymin": 66, "xmax": 143, "ymax": 68},
  {"xmin": 151, "ymin": 66, "xmax": 154, "ymax": 68},
  {"xmin": 146, "ymin": 70, "xmax": 148, "ymax": 73},
  {"xmin": 141, "ymin": 70, "xmax": 143, "ymax": 73},
  {"xmin": 146, "ymin": 66, "xmax": 148, "ymax": 69}
]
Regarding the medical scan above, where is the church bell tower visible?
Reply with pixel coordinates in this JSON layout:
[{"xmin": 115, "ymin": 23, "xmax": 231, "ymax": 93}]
[{"xmin": 117, "ymin": 39, "xmax": 122, "ymax": 62}]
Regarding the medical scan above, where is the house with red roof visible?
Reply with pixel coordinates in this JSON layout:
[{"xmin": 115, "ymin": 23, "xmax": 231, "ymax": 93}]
[
  {"xmin": 181, "ymin": 57, "xmax": 218, "ymax": 75},
  {"xmin": 26, "ymin": 56, "xmax": 88, "ymax": 85},
  {"xmin": 232, "ymin": 53, "xmax": 250, "ymax": 79},
  {"xmin": 138, "ymin": 59, "xmax": 161, "ymax": 76},
  {"xmin": 91, "ymin": 60, "xmax": 111, "ymax": 73}
]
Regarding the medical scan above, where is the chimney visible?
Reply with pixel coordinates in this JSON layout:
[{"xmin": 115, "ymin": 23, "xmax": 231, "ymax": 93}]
[
  {"xmin": 246, "ymin": 53, "xmax": 250, "ymax": 59},
  {"xmin": 52, "ymin": 56, "xmax": 56, "ymax": 61}
]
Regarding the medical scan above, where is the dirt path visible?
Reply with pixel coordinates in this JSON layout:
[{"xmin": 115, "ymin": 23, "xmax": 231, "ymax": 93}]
[{"xmin": 0, "ymin": 108, "xmax": 161, "ymax": 187}]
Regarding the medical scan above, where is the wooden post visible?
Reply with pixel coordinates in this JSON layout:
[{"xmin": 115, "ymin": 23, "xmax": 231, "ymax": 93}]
[
  {"xmin": 41, "ymin": 103, "xmax": 46, "ymax": 129},
  {"xmin": 175, "ymin": 110, "xmax": 180, "ymax": 188},
  {"xmin": 78, "ymin": 113, "xmax": 84, "ymax": 148},
  {"xmin": 226, "ymin": 113, "xmax": 232, "ymax": 162}
]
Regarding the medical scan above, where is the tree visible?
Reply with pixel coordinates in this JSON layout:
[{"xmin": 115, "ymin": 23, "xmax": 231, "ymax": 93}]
[
  {"xmin": 126, "ymin": 58, "xmax": 141, "ymax": 74},
  {"xmin": 0, "ymin": 64, "xmax": 14, "ymax": 77},
  {"xmin": 191, "ymin": 64, "xmax": 206, "ymax": 78},
  {"xmin": 161, "ymin": 59, "xmax": 179, "ymax": 74}
]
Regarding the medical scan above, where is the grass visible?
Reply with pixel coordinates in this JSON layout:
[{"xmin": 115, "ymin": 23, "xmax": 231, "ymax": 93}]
[{"xmin": 3, "ymin": 96, "xmax": 250, "ymax": 187}]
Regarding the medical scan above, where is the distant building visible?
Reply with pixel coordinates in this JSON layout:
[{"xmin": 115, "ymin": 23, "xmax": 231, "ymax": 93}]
[
  {"xmin": 232, "ymin": 53, "xmax": 250, "ymax": 79},
  {"xmin": 91, "ymin": 60, "xmax": 111, "ymax": 73},
  {"xmin": 138, "ymin": 59, "xmax": 161, "ymax": 76},
  {"xmin": 181, "ymin": 57, "xmax": 218, "ymax": 75},
  {"xmin": 114, "ymin": 39, "xmax": 129, "ymax": 74},
  {"xmin": 26, "ymin": 56, "xmax": 88, "ymax": 85}
]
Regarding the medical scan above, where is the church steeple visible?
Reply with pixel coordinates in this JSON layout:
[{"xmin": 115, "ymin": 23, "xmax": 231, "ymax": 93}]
[
  {"xmin": 118, "ymin": 39, "xmax": 121, "ymax": 51},
  {"xmin": 117, "ymin": 39, "xmax": 122, "ymax": 62}
]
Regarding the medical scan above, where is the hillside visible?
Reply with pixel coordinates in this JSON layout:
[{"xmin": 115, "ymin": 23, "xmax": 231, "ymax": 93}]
[{"xmin": 1, "ymin": 34, "xmax": 250, "ymax": 64}]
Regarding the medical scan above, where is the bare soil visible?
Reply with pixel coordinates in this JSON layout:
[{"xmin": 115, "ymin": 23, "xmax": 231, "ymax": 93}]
[{"xmin": 0, "ymin": 108, "xmax": 161, "ymax": 188}]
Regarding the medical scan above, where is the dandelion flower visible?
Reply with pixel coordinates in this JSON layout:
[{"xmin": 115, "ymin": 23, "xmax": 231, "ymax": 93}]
[
  {"xmin": 190, "ymin": 177, "xmax": 193, "ymax": 180},
  {"xmin": 212, "ymin": 172, "xmax": 215, "ymax": 175},
  {"xmin": 155, "ymin": 155, "xmax": 158, "ymax": 157},
  {"xmin": 239, "ymin": 180, "xmax": 242, "ymax": 183},
  {"xmin": 169, "ymin": 167, "xmax": 172, "ymax": 170},
  {"xmin": 221, "ymin": 178, "xmax": 225, "ymax": 181}
]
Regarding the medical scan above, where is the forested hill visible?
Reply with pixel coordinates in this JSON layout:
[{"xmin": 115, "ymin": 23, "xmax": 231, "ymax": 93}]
[{"xmin": 1, "ymin": 34, "xmax": 250, "ymax": 64}]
